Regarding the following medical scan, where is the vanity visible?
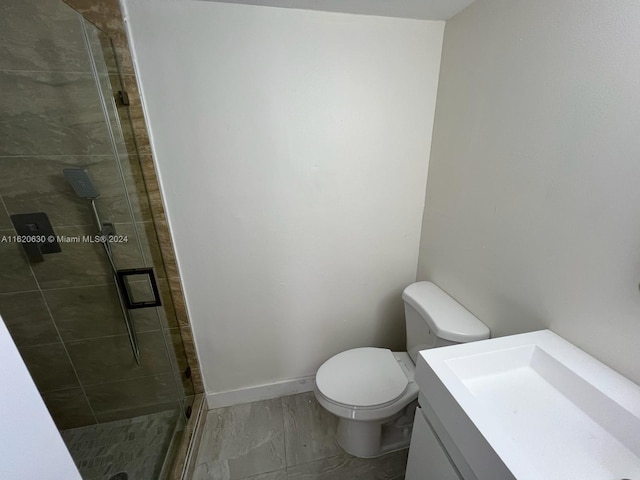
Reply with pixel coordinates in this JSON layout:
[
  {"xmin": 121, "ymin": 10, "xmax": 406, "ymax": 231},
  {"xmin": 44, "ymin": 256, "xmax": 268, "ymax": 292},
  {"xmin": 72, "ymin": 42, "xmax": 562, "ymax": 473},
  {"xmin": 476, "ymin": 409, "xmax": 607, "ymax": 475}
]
[{"xmin": 405, "ymin": 330, "xmax": 640, "ymax": 480}]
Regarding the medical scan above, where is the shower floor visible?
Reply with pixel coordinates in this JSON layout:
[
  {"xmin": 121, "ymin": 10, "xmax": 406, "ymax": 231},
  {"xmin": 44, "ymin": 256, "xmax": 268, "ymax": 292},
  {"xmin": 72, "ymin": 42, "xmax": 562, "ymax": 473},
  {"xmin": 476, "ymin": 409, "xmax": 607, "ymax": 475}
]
[{"xmin": 61, "ymin": 409, "xmax": 181, "ymax": 480}]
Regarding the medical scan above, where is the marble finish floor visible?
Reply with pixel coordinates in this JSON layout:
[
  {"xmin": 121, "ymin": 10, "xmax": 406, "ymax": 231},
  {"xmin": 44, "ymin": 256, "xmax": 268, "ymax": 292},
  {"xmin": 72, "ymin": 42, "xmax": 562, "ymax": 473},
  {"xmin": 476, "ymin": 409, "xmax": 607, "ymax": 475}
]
[
  {"xmin": 193, "ymin": 392, "xmax": 408, "ymax": 480},
  {"xmin": 61, "ymin": 409, "xmax": 180, "ymax": 480}
]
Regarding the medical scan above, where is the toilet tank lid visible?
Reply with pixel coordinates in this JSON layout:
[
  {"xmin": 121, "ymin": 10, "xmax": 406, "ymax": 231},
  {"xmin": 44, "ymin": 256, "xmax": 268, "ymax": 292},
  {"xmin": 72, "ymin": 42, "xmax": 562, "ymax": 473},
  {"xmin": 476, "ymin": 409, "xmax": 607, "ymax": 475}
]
[{"xmin": 402, "ymin": 282, "xmax": 490, "ymax": 343}]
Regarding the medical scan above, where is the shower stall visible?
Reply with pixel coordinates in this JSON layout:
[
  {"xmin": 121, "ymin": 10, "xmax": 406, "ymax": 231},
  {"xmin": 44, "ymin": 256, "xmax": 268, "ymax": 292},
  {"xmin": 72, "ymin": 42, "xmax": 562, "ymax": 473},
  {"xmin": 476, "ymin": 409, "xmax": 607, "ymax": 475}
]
[{"xmin": 0, "ymin": 0, "xmax": 201, "ymax": 478}]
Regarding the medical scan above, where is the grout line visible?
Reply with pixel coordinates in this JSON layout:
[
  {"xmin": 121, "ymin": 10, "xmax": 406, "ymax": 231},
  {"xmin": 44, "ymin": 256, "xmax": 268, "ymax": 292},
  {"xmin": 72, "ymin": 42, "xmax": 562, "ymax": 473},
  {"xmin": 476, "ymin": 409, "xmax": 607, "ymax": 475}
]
[
  {"xmin": 0, "ymin": 225, "xmax": 95, "ymax": 231},
  {"xmin": 282, "ymin": 395, "xmax": 289, "ymax": 474},
  {"xmin": 61, "ymin": 329, "xmax": 158, "ymax": 345},
  {"xmin": 38, "ymin": 385, "xmax": 84, "ymax": 395},
  {"xmin": 0, "ymin": 154, "xmax": 113, "ymax": 158},
  {"xmin": 0, "ymin": 289, "xmax": 41, "ymax": 295},
  {"xmin": 37, "ymin": 282, "xmax": 117, "ymax": 292},
  {"xmin": 0, "ymin": 196, "xmax": 10, "ymax": 220},
  {"xmin": 80, "ymin": 371, "xmax": 174, "ymax": 389},
  {"xmin": 58, "ymin": 328, "xmax": 163, "ymax": 344},
  {"xmin": 14, "ymin": 340, "xmax": 64, "ymax": 348},
  {"xmin": 0, "ymin": 68, "xmax": 99, "ymax": 75},
  {"xmin": 26, "ymin": 261, "xmax": 99, "ymax": 425},
  {"xmin": 0, "ymin": 198, "xmax": 101, "ymax": 421}
]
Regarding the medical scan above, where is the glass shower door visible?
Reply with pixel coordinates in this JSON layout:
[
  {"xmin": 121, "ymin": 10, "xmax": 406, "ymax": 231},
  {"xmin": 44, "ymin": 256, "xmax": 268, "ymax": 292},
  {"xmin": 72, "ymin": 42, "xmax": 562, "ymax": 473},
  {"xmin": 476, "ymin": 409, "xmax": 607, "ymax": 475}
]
[{"xmin": 0, "ymin": 1, "xmax": 193, "ymax": 478}]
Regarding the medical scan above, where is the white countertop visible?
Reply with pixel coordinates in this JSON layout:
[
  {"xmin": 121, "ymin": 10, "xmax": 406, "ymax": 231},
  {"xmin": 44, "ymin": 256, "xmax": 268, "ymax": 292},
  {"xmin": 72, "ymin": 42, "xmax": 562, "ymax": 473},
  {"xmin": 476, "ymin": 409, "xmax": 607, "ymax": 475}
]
[{"xmin": 415, "ymin": 329, "xmax": 640, "ymax": 480}]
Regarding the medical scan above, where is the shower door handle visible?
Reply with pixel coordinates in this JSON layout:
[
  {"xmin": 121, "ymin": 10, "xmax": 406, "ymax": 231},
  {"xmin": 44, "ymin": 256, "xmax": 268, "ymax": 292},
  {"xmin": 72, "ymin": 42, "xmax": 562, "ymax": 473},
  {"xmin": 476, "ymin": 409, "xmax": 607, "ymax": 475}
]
[
  {"xmin": 99, "ymin": 240, "xmax": 144, "ymax": 365},
  {"xmin": 116, "ymin": 268, "xmax": 162, "ymax": 309}
]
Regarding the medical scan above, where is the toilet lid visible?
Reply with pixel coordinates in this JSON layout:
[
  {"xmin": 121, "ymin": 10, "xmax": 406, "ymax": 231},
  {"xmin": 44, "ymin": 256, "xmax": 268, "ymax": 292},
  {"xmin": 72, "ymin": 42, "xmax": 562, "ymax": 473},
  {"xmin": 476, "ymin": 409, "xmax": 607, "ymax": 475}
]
[{"xmin": 316, "ymin": 347, "xmax": 408, "ymax": 407}]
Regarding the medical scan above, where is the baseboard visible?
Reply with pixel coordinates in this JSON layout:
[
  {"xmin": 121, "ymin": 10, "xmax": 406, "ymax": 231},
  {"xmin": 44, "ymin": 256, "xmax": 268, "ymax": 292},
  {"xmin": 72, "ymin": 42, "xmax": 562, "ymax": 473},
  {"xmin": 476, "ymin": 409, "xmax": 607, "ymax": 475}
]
[{"xmin": 205, "ymin": 376, "xmax": 316, "ymax": 409}]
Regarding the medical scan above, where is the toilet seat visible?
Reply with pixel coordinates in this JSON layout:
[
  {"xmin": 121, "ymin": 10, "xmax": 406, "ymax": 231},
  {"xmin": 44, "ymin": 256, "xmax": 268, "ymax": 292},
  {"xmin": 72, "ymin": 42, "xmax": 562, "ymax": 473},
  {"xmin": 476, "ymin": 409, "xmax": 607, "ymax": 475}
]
[{"xmin": 316, "ymin": 347, "xmax": 409, "ymax": 408}]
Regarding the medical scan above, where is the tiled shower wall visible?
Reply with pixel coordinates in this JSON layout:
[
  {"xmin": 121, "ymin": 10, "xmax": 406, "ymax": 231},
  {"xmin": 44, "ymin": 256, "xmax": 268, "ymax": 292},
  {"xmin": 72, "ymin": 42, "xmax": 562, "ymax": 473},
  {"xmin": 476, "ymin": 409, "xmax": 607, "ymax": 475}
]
[{"xmin": 0, "ymin": 0, "xmax": 192, "ymax": 429}]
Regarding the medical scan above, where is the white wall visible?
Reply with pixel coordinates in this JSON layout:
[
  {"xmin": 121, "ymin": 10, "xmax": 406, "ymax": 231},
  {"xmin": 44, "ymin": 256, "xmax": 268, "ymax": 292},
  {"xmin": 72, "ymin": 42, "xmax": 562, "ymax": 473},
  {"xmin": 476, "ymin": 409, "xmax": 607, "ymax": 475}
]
[
  {"xmin": 418, "ymin": 0, "xmax": 640, "ymax": 384},
  {"xmin": 0, "ymin": 318, "xmax": 81, "ymax": 479},
  {"xmin": 123, "ymin": 0, "xmax": 444, "ymax": 393}
]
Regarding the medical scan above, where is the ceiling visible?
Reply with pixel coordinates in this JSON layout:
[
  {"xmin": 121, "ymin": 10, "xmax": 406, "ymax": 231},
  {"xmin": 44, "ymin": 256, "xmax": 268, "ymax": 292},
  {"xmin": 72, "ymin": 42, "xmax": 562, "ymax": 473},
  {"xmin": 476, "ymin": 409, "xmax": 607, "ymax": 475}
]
[{"xmin": 204, "ymin": 0, "xmax": 476, "ymax": 20}]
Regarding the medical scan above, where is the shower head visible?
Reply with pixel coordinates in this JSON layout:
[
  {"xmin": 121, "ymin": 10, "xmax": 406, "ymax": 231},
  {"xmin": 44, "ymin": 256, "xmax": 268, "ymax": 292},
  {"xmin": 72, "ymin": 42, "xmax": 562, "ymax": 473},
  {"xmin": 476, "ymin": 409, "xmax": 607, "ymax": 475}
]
[{"xmin": 63, "ymin": 168, "xmax": 100, "ymax": 200}]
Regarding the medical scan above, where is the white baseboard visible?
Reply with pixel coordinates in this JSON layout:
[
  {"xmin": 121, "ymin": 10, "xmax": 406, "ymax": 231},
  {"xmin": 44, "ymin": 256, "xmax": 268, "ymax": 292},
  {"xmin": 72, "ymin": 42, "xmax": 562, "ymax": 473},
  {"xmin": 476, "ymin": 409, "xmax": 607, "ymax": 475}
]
[{"xmin": 205, "ymin": 376, "xmax": 316, "ymax": 409}]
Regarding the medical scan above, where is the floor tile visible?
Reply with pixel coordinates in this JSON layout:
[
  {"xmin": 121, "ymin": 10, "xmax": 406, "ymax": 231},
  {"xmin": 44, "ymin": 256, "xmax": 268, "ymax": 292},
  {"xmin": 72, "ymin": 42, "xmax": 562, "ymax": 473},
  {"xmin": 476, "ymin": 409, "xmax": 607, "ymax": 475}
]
[
  {"xmin": 194, "ymin": 398, "xmax": 286, "ymax": 480},
  {"xmin": 286, "ymin": 450, "xmax": 408, "ymax": 480},
  {"xmin": 61, "ymin": 409, "xmax": 179, "ymax": 480},
  {"xmin": 238, "ymin": 470, "xmax": 287, "ymax": 480},
  {"xmin": 282, "ymin": 391, "xmax": 341, "ymax": 467},
  {"xmin": 193, "ymin": 392, "xmax": 409, "ymax": 480}
]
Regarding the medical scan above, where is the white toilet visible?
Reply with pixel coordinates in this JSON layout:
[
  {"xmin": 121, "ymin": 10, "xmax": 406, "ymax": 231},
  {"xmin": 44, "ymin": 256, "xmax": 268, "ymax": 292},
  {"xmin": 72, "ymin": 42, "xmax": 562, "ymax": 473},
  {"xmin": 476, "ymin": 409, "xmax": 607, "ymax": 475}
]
[{"xmin": 314, "ymin": 281, "xmax": 490, "ymax": 458}]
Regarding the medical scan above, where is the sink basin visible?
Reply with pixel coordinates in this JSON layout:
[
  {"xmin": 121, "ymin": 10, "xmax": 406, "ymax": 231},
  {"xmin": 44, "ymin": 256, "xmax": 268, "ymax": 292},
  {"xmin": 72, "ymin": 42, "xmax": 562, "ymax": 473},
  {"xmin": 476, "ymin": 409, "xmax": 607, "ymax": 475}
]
[{"xmin": 415, "ymin": 329, "xmax": 640, "ymax": 480}]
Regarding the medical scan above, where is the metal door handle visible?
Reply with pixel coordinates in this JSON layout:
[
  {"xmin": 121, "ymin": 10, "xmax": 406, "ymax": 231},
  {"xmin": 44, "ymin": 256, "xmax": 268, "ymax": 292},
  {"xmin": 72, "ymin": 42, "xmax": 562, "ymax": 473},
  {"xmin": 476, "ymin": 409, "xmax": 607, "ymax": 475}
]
[{"xmin": 116, "ymin": 268, "xmax": 162, "ymax": 309}]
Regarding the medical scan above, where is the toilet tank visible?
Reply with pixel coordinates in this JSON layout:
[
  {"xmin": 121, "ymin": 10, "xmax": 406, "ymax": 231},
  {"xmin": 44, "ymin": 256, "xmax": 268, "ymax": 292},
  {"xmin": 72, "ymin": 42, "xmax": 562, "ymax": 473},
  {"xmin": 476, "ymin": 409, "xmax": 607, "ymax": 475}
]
[{"xmin": 402, "ymin": 282, "xmax": 490, "ymax": 363}]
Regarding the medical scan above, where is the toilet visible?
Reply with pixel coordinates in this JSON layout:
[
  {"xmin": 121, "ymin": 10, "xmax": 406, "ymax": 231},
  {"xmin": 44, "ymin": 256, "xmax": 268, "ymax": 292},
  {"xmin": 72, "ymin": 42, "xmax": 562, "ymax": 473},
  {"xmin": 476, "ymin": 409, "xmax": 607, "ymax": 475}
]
[{"xmin": 314, "ymin": 281, "xmax": 490, "ymax": 458}]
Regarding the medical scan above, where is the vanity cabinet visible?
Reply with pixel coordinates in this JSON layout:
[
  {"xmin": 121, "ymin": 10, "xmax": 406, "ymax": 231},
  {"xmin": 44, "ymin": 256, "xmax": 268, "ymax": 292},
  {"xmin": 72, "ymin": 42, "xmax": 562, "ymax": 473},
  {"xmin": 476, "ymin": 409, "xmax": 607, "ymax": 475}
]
[{"xmin": 405, "ymin": 406, "xmax": 461, "ymax": 480}]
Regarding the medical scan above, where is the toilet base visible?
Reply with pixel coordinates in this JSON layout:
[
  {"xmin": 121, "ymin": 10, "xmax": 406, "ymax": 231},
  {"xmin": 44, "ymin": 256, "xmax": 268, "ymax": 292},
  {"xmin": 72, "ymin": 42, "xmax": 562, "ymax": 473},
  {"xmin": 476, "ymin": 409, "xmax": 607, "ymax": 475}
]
[{"xmin": 336, "ymin": 399, "xmax": 418, "ymax": 458}]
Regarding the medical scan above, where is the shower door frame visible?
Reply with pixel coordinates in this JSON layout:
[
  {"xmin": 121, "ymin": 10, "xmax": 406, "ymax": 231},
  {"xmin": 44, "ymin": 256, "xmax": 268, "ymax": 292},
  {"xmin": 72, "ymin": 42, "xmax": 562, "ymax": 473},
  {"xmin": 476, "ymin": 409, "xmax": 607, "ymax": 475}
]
[{"xmin": 59, "ymin": 1, "xmax": 206, "ymax": 478}]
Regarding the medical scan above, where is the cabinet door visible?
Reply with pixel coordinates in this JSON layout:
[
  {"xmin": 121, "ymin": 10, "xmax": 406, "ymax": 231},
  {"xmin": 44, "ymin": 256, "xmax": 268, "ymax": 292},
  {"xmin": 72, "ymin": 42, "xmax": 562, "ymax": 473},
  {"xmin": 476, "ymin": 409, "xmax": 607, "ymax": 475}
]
[{"xmin": 405, "ymin": 407, "xmax": 461, "ymax": 480}]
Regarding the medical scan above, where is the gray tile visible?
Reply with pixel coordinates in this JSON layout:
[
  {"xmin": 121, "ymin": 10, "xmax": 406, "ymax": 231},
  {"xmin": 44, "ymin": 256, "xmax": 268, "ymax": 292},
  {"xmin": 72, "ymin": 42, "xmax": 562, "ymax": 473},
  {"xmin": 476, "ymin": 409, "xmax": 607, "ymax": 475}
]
[
  {"xmin": 0, "ymin": 0, "xmax": 90, "ymax": 73},
  {"xmin": 224, "ymin": 470, "xmax": 286, "ymax": 480},
  {"xmin": 108, "ymin": 222, "xmax": 146, "ymax": 269},
  {"xmin": 107, "ymin": 222, "xmax": 166, "ymax": 277},
  {"xmin": 0, "ymin": 291, "xmax": 60, "ymax": 346},
  {"xmin": 0, "ymin": 233, "xmax": 39, "ymax": 293},
  {"xmin": 287, "ymin": 450, "xmax": 409, "ymax": 480},
  {"xmin": 192, "ymin": 462, "xmax": 234, "ymax": 480},
  {"xmin": 77, "ymin": 157, "xmax": 139, "ymax": 225},
  {"xmin": 20, "ymin": 342, "xmax": 79, "ymax": 392},
  {"xmin": 84, "ymin": 373, "xmax": 179, "ymax": 422},
  {"xmin": 41, "ymin": 387, "xmax": 96, "ymax": 429},
  {"xmin": 0, "ymin": 71, "xmax": 112, "ymax": 156},
  {"xmin": 128, "ymin": 304, "xmax": 165, "ymax": 337},
  {"xmin": 125, "ymin": 279, "xmax": 156, "ymax": 306},
  {"xmin": 283, "ymin": 391, "xmax": 341, "ymax": 467},
  {"xmin": 61, "ymin": 409, "xmax": 179, "ymax": 480},
  {"xmin": 44, "ymin": 283, "xmax": 160, "ymax": 341},
  {"xmin": 30, "ymin": 225, "xmax": 112, "ymax": 289},
  {"xmin": 0, "ymin": 156, "xmax": 137, "ymax": 228},
  {"xmin": 195, "ymin": 398, "xmax": 286, "ymax": 480},
  {"xmin": 66, "ymin": 331, "xmax": 172, "ymax": 385}
]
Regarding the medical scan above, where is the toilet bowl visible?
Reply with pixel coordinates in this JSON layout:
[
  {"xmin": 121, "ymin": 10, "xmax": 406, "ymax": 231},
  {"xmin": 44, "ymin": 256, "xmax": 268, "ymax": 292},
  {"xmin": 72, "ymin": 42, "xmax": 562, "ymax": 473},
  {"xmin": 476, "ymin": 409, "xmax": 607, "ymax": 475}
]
[
  {"xmin": 314, "ymin": 281, "xmax": 490, "ymax": 458},
  {"xmin": 315, "ymin": 348, "xmax": 419, "ymax": 458}
]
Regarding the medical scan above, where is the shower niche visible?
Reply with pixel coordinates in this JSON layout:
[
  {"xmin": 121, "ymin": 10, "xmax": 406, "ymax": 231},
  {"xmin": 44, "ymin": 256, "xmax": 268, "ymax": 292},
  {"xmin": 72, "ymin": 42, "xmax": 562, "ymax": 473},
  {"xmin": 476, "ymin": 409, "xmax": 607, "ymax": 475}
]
[{"xmin": 0, "ymin": 0, "xmax": 199, "ymax": 478}]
